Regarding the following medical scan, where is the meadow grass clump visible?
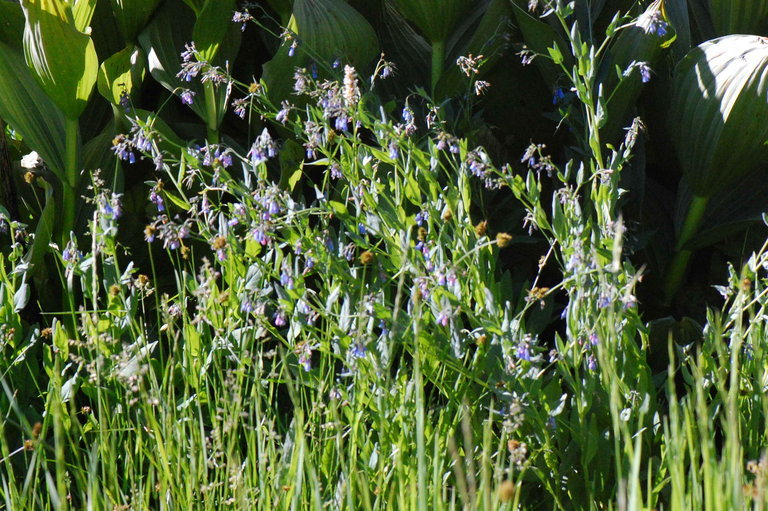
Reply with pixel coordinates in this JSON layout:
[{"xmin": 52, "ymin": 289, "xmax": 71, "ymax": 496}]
[{"xmin": 3, "ymin": 1, "xmax": 768, "ymax": 510}]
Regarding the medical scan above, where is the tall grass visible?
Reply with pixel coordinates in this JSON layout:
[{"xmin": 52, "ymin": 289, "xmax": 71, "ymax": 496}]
[{"xmin": 1, "ymin": 3, "xmax": 768, "ymax": 510}]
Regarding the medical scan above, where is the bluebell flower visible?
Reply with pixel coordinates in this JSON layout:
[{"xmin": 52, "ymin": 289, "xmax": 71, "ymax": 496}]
[
  {"xmin": 415, "ymin": 210, "xmax": 429, "ymax": 226},
  {"xmin": 388, "ymin": 140, "xmax": 399, "ymax": 160},
  {"xmin": 180, "ymin": 89, "xmax": 195, "ymax": 105},
  {"xmin": 350, "ymin": 342, "xmax": 367, "ymax": 359},
  {"xmin": 552, "ymin": 87, "xmax": 566, "ymax": 105},
  {"xmin": 587, "ymin": 354, "xmax": 598, "ymax": 371},
  {"xmin": 149, "ymin": 190, "xmax": 164, "ymax": 212}
]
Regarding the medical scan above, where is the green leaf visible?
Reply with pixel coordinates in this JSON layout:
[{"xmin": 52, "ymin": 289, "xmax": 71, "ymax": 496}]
[
  {"xmin": 0, "ymin": 41, "xmax": 67, "ymax": 177},
  {"xmin": 139, "ymin": 0, "xmax": 240, "ymax": 125},
  {"xmin": 109, "ymin": 0, "xmax": 163, "ymax": 42},
  {"xmin": 0, "ymin": 1, "xmax": 25, "ymax": 50},
  {"xmin": 392, "ymin": 0, "xmax": 472, "ymax": 43},
  {"xmin": 509, "ymin": 1, "xmax": 573, "ymax": 88},
  {"xmin": 97, "ymin": 45, "xmax": 146, "ymax": 106},
  {"xmin": 669, "ymin": 34, "xmax": 768, "ymax": 197},
  {"xmin": 263, "ymin": 0, "xmax": 378, "ymax": 101},
  {"xmin": 180, "ymin": 0, "xmax": 205, "ymax": 16},
  {"xmin": 193, "ymin": 0, "xmax": 236, "ymax": 63},
  {"xmin": 709, "ymin": 0, "xmax": 768, "ymax": 36},
  {"xmin": 21, "ymin": 0, "xmax": 98, "ymax": 120},
  {"xmin": 71, "ymin": 0, "xmax": 97, "ymax": 33}
]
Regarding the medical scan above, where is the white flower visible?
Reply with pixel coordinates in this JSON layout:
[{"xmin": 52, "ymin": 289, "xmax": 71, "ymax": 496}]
[{"xmin": 20, "ymin": 151, "xmax": 42, "ymax": 169}]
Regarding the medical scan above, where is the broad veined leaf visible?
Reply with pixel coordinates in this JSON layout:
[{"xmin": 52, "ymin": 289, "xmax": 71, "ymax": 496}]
[
  {"xmin": 436, "ymin": 0, "xmax": 514, "ymax": 98},
  {"xmin": 180, "ymin": 0, "xmax": 205, "ymax": 16},
  {"xmin": 509, "ymin": 1, "xmax": 573, "ymax": 88},
  {"xmin": 599, "ymin": 0, "xmax": 676, "ymax": 142},
  {"xmin": 21, "ymin": 0, "xmax": 98, "ymax": 120},
  {"xmin": 97, "ymin": 45, "xmax": 147, "ymax": 106},
  {"xmin": 708, "ymin": 0, "xmax": 768, "ymax": 36},
  {"xmin": 0, "ymin": 40, "xmax": 67, "ymax": 176},
  {"xmin": 392, "ymin": 0, "xmax": 472, "ymax": 43},
  {"xmin": 263, "ymin": 0, "xmax": 378, "ymax": 101},
  {"xmin": 668, "ymin": 35, "xmax": 768, "ymax": 198},
  {"xmin": 109, "ymin": 0, "xmax": 163, "ymax": 42},
  {"xmin": 72, "ymin": 0, "xmax": 97, "ymax": 32},
  {"xmin": 292, "ymin": 0, "xmax": 378, "ymax": 67},
  {"xmin": 192, "ymin": 0, "xmax": 237, "ymax": 63},
  {"xmin": 0, "ymin": 1, "xmax": 24, "ymax": 50},
  {"xmin": 139, "ymin": 0, "xmax": 240, "ymax": 125}
]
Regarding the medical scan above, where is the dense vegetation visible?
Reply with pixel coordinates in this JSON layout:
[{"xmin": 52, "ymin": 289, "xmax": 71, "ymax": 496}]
[{"xmin": 2, "ymin": 0, "xmax": 768, "ymax": 508}]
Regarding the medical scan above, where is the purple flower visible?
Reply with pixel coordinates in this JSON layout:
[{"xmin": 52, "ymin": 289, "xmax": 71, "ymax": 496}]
[
  {"xmin": 248, "ymin": 128, "xmax": 278, "ymax": 165},
  {"xmin": 274, "ymin": 310, "xmax": 287, "ymax": 327},
  {"xmin": 388, "ymin": 141, "xmax": 399, "ymax": 160},
  {"xmin": 149, "ymin": 190, "xmax": 164, "ymax": 212},
  {"xmin": 350, "ymin": 342, "xmax": 367, "ymax": 359},
  {"xmin": 552, "ymin": 87, "xmax": 566, "ymax": 105},
  {"xmin": 415, "ymin": 210, "xmax": 429, "ymax": 226},
  {"xmin": 180, "ymin": 89, "xmax": 195, "ymax": 105},
  {"xmin": 587, "ymin": 354, "xmax": 598, "ymax": 371}
]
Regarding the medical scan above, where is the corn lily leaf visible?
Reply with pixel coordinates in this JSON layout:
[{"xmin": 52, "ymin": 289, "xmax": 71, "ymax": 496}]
[
  {"xmin": 20, "ymin": 0, "xmax": 98, "ymax": 120},
  {"xmin": 392, "ymin": 0, "xmax": 472, "ymax": 44},
  {"xmin": 180, "ymin": 0, "xmax": 205, "ymax": 16},
  {"xmin": 193, "ymin": 0, "xmax": 237, "ymax": 63},
  {"xmin": 436, "ymin": 0, "xmax": 514, "ymax": 98},
  {"xmin": 0, "ymin": 41, "xmax": 67, "ymax": 176},
  {"xmin": 669, "ymin": 34, "xmax": 768, "ymax": 197},
  {"xmin": 109, "ymin": 0, "xmax": 163, "ymax": 42},
  {"xmin": 97, "ymin": 45, "xmax": 146, "ymax": 107},
  {"xmin": 509, "ymin": 1, "xmax": 573, "ymax": 89},
  {"xmin": 709, "ymin": 0, "xmax": 768, "ymax": 36},
  {"xmin": 139, "ymin": 0, "xmax": 240, "ymax": 126},
  {"xmin": 263, "ymin": 0, "xmax": 378, "ymax": 102},
  {"xmin": 0, "ymin": 1, "xmax": 24, "ymax": 50},
  {"xmin": 71, "ymin": 0, "xmax": 97, "ymax": 33}
]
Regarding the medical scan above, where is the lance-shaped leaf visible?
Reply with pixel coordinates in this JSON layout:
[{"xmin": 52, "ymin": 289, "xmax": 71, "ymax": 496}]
[
  {"xmin": 263, "ymin": 0, "xmax": 378, "ymax": 101},
  {"xmin": 668, "ymin": 34, "xmax": 768, "ymax": 198},
  {"xmin": 509, "ymin": 1, "xmax": 573, "ymax": 88},
  {"xmin": 0, "ymin": 1, "xmax": 24, "ymax": 50},
  {"xmin": 708, "ymin": 0, "xmax": 768, "ymax": 36},
  {"xmin": 72, "ymin": 0, "xmax": 97, "ymax": 33},
  {"xmin": 436, "ymin": 0, "xmax": 514, "ymax": 98},
  {"xmin": 109, "ymin": 0, "xmax": 163, "ymax": 42},
  {"xmin": 392, "ymin": 0, "xmax": 472, "ymax": 43},
  {"xmin": 139, "ymin": 0, "xmax": 240, "ymax": 125},
  {"xmin": 97, "ymin": 45, "xmax": 146, "ymax": 107},
  {"xmin": 21, "ymin": 0, "xmax": 98, "ymax": 120},
  {"xmin": 193, "ymin": 0, "xmax": 237, "ymax": 63},
  {"xmin": 0, "ymin": 41, "xmax": 66, "ymax": 177},
  {"xmin": 599, "ymin": 0, "xmax": 675, "ymax": 142}
]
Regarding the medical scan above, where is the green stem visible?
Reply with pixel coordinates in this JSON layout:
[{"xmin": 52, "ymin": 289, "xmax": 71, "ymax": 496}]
[
  {"xmin": 662, "ymin": 194, "xmax": 710, "ymax": 306},
  {"xmin": 62, "ymin": 118, "xmax": 79, "ymax": 244},
  {"xmin": 431, "ymin": 39, "xmax": 445, "ymax": 95},
  {"xmin": 203, "ymin": 81, "xmax": 219, "ymax": 144}
]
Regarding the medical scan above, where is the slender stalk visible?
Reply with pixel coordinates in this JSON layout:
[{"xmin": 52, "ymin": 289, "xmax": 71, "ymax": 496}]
[
  {"xmin": 203, "ymin": 81, "xmax": 220, "ymax": 144},
  {"xmin": 662, "ymin": 194, "xmax": 710, "ymax": 305},
  {"xmin": 62, "ymin": 118, "xmax": 79, "ymax": 244},
  {"xmin": 431, "ymin": 39, "xmax": 445, "ymax": 95}
]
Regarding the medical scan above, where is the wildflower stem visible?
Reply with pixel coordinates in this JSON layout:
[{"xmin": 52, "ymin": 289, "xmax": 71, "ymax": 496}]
[
  {"xmin": 662, "ymin": 194, "xmax": 710, "ymax": 306},
  {"xmin": 203, "ymin": 81, "xmax": 220, "ymax": 144},
  {"xmin": 431, "ymin": 39, "xmax": 445, "ymax": 94},
  {"xmin": 62, "ymin": 117, "xmax": 79, "ymax": 244}
]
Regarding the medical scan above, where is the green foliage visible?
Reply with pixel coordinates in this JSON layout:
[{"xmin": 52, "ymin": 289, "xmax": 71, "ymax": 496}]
[{"xmin": 3, "ymin": 0, "xmax": 768, "ymax": 509}]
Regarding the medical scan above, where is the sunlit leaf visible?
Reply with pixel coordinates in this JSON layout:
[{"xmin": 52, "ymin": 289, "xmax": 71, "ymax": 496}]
[
  {"xmin": 97, "ymin": 45, "xmax": 146, "ymax": 106},
  {"xmin": 21, "ymin": 0, "xmax": 98, "ymax": 120},
  {"xmin": 669, "ymin": 34, "xmax": 768, "ymax": 197}
]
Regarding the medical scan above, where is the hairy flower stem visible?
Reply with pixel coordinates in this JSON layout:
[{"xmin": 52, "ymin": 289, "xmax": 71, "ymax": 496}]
[
  {"xmin": 431, "ymin": 39, "xmax": 445, "ymax": 94},
  {"xmin": 203, "ymin": 81, "xmax": 220, "ymax": 144},
  {"xmin": 62, "ymin": 117, "xmax": 79, "ymax": 244},
  {"xmin": 662, "ymin": 194, "xmax": 710, "ymax": 306}
]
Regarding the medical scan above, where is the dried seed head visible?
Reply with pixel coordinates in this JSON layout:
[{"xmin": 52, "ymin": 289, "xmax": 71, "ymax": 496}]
[
  {"xmin": 359, "ymin": 250, "xmax": 374, "ymax": 265},
  {"xmin": 498, "ymin": 480, "xmax": 515, "ymax": 502},
  {"xmin": 474, "ymin": 221, "xmax": 488, "ymax": 237},
  {"xmin": 496, "ymin": 232, "xmax": 513, "ymax": 248}
]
